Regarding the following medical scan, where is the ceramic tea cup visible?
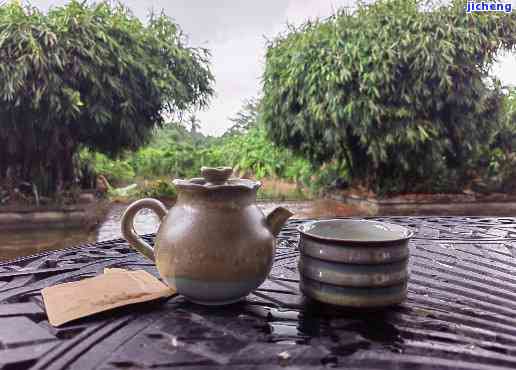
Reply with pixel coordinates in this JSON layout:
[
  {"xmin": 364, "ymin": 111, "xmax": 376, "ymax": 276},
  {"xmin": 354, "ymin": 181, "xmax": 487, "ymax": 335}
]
[{"xmin": 297, "ymin": 219, "xmax": 413, "ymax": 307}]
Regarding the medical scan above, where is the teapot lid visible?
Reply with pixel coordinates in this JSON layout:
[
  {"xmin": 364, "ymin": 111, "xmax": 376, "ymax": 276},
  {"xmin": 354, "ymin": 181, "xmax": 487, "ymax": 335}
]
[{"xmin": 173, "ymin": 167, "xmax": 260, "ymax": 191}]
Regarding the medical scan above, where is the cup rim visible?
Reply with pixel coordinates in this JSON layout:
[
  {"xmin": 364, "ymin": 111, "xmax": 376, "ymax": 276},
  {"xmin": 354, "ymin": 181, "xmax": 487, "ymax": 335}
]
[{"xmin": 297, "ymin": 219, "xmax": 414, "ymax": 245}]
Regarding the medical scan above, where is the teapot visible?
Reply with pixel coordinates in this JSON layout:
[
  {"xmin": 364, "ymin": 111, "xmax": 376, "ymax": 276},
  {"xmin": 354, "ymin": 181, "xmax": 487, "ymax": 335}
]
[{"xmin": 121, "ymin": 167, "xmax": 293, "ymax": 305}]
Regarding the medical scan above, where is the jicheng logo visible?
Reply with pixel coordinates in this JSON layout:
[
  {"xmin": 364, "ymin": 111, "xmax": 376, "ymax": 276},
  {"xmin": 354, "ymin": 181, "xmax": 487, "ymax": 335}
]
[{"xmin": 466, "ymin": 1, "xmax": 513, "ymax": 13}]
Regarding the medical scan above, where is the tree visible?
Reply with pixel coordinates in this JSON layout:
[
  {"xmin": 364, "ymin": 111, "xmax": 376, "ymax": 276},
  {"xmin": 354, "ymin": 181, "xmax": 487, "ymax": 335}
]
[
  {"xmin": 0, "ymin": 1, "xmax": 213, "ymax": 195},
  {"xmin": 224, "ymin": 98, "xmax": 261, "ymax": 137},
  {"xmin": 186, "ymin": 114, "xmax": 201, "ymax": 134},
  {"xmin": 262, "ymin": 0, "xmax": 516, "ymax": 194}
]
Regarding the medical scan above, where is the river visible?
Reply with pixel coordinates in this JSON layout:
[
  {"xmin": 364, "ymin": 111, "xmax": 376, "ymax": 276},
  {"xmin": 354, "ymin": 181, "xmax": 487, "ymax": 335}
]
[{"xmin": 0, "ymin": 200, "xmax": 368, "ymax": 261}]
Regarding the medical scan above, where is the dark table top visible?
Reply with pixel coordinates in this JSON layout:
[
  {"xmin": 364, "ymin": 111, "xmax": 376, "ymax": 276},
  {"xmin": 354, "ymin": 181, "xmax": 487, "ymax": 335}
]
[{"xmin": 1, "ymin": 216, "xmax": 516, "ymax": 370}]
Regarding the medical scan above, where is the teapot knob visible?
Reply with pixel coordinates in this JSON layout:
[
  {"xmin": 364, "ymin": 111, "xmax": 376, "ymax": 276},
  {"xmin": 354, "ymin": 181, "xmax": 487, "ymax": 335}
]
[{"xmin": 201, "ymin": 167, "xmax": 233, "ymax": 184}]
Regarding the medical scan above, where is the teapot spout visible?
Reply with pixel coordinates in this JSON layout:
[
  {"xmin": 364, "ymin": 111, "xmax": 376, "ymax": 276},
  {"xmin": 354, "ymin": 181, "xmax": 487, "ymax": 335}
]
[{"xmin": 265, "ymin": 207, "xmax": 294, "ymax": 237}]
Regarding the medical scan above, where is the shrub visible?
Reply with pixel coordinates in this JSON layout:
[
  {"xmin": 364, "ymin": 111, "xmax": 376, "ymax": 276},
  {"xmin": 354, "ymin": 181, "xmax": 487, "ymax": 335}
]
[
  {"xmin": 0, "ymin": 1, "xmax": 213, "ymax": 195},
  {"xmin": 136, "ymin": 180, "xmax": 177, "ymax": 199},
  {"xmin": 262, "ymin": 0, "xmax": 516, "ymax": 194}
]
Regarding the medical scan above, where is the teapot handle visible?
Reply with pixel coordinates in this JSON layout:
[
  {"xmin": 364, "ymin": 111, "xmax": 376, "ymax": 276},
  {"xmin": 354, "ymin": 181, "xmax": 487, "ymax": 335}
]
[{"xmin": 121, "ymin": 198, "xmax": 167, "ymax": 261}]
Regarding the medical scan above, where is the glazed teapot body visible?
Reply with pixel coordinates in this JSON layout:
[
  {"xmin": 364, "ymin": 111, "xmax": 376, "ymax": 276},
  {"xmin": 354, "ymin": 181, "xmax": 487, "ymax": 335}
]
[{"xmin": 121, "ymin": 167, "xmax": 292, "ymax": 305}]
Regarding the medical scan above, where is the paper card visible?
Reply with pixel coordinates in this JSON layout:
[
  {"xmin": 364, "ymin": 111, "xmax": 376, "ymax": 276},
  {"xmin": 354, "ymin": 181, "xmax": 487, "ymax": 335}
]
[{"xmin": 42, "ymin": 269, "xmax": 175, "ymax": 327}]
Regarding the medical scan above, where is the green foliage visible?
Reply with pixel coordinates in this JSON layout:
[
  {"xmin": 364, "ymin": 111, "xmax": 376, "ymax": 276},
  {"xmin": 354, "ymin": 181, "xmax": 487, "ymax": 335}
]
[
  {"xmin": 0, "ymin": 1, "xmax": 213, "ymax": 195},
  {"xmin": 502, "ymin": 88, "xmax": 516, "ymax": 140},
  {"xmin": 223, "ymin": 98, "xmax": 261, "ymax": 137},
  {"xmin": 136, "ymin": 180, "xmax": 177, "ymax": 199},
  {"xmin": 131, "ymin": 143, "xmax": 200, "ymax": 179},
  {"xmin": 262, "ymin": 0, "xmax": 516, "ymax": 194},
  {"xmin": 126, "ymin": 124, "xmax": 311, "ymax": 184},
  {"xmin": 481, "ymin": 88, "xmax": 516, "ymax": 191},
  {"xmin": 80, "ymin": 150, "xmax": 134, "ymax": 186},
  {"xmin": 147, "ymin": 122, "xmax": 205, "ymax": 148},
  {"xmin": 84, "ymin": 99, "xmax": 313, "ymax": 199},
  {"xmin": 213, "ymin": 127, "xmax": 293, "ymax": 179},
  {"xmin": 123, "ymin": 98, "xmax": 312, "ymax": 187}
]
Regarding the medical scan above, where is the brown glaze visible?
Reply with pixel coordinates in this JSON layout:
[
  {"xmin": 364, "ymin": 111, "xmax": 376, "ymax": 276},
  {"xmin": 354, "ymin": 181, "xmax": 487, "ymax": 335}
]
[{"xmin": 155, "ymin": 190, "xmax": 276, "ymax": 282}]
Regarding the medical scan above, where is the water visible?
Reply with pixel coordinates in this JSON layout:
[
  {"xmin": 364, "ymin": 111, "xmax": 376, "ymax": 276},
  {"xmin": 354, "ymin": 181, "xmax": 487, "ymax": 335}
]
[
  {"xmin": 0, "ymin": 228, "xmax": 96, "ymax": 261},
  {"xmin": 0, "ymin": 200, "xmax": 368, "ymax": 261},
  {"xmin": 96, "ymin": 203, "xmax": 162, "ymax": 241}
]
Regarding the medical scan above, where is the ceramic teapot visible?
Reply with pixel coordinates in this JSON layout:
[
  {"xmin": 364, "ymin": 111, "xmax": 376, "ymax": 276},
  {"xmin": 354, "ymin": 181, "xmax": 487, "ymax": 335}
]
[{"xmin": 121, "ymin": 167, "xmax": 293, "ymax": 305}]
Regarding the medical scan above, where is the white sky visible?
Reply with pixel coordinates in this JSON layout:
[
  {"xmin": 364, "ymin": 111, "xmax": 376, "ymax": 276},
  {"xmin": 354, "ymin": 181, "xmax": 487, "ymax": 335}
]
[{"xmin": 30, "ymin": 0, "xmax": 516, "ymax": 136}]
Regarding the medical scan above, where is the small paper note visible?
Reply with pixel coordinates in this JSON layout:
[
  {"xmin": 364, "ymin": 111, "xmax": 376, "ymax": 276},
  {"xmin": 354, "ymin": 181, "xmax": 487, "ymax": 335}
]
[{"xmin": 42, "ymin": 269, "xmax": 175, "ymax": 327}]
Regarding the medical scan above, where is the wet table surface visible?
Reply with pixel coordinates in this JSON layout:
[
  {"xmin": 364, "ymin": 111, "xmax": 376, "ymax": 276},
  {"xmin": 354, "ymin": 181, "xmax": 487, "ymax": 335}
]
[{"xmin": 1, "ymin": 216, "xmax": 516, "ymax": 370}]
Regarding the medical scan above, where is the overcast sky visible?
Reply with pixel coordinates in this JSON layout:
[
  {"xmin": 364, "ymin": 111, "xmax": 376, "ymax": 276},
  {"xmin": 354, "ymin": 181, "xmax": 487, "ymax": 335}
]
[{"xmin": 31, "ymin": 0, "xmax": 516, "ymax": 136}]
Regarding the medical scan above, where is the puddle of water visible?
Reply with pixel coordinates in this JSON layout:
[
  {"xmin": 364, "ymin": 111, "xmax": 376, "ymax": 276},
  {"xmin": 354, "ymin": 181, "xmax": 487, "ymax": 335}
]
[
  {"xmin": 504, "ymin": 242, "xmax": 516, "ymax": 258},
  {"xmin": 435, "ymin": 260, "xmax": 456, "ymax": 269}
]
